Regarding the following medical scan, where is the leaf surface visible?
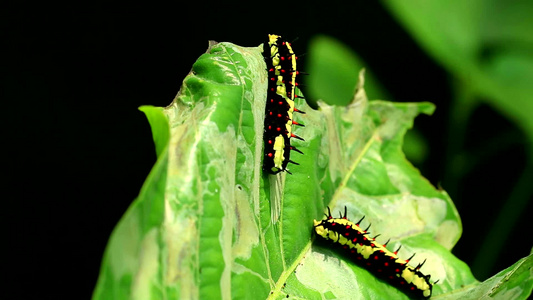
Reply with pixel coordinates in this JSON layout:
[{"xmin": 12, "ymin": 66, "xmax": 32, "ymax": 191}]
[{"xmin": 93, "ymin": 39, "xmax": 533, "ymax": 300}]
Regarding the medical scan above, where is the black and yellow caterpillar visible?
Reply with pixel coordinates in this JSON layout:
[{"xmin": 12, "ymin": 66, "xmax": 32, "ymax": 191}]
[
  {"xmin": 262, "ymin": 34, "xmax": 305, "ymax": 175},
  {"xmin": 314, "ymin": 207, "xmax": 435, "ymax": 299}
]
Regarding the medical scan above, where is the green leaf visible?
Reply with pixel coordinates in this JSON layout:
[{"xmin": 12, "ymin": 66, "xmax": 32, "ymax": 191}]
[
  {"xmin": 383, "ymin": 0, "xmax": 533, "ymax": 281},
  {"xmin": 306, "ymin": 35, "xmax": 429, "ymax": 165},
  {"xmin": 93, "ymin": 39, "xmax": 532, "ymax": 299},
  {"xmin": 440, "ymin": 253, "xmax": 533, "ymax": 299},
  {"xmin": 306, "ymin": 35, "xmax": 389, "ymax": 106},
  {"xmin": 93, "ymin": 106, "xmax": 169, "ymax": 300},
  {"xmin": 139, "ymin": 106, "xmax": 169, "ymax": 158},
  {"xmin": 383, "ymin": 0, "xmax": 533, "ymax": 156}
]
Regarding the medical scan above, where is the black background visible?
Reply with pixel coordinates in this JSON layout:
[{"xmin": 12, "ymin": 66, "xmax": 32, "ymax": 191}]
[{"xmin": 4, "ymin": 2, "xmax": 530, "ymax": 298}]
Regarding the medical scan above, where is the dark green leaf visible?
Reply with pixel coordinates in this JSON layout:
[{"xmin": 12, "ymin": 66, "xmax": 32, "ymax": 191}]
[
  {"xmin": 306, "ymin": 35, "xmax": 389, "ymax": 106},
  {"xmin": 383, "ymin": 0, "xmax": 533, "ymax": 155}
]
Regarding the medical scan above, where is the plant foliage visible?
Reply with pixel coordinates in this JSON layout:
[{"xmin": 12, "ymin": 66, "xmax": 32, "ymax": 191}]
[{"xmin": 93, "ymin": 39, "xmax": 533, "ymax": 300}]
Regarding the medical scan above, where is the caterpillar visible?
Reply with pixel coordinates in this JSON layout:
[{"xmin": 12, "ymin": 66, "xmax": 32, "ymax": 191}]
[
  {"xmin": 262, "ymin": 34, "xmax": 305, "ymax": 175},
  {"xmin": 313, "ymin": 207, "xmax": 435, "ymax": 299}
]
